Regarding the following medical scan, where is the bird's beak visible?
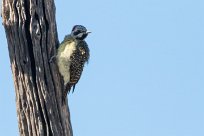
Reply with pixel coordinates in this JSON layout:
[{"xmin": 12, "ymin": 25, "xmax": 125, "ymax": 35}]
[{"xmin": 86, "ymin": 31, "xmax": 91, "ymax": 34}]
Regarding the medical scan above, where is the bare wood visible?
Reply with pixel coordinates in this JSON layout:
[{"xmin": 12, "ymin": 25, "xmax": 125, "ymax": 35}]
[{"xmin": 2, "ymin": 0, "xmax": 73, "ymax": 135}]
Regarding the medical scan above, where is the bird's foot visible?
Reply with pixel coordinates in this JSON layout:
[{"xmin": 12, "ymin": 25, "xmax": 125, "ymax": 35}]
[{"xmin": 49, "ymin": 55, "xmax": 56, "ymax": 63}]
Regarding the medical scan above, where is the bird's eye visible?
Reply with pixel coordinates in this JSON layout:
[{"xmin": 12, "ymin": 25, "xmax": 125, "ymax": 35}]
[{"xmin": 73, "ymin": 30, "xmax": 81, "ymax": 35}]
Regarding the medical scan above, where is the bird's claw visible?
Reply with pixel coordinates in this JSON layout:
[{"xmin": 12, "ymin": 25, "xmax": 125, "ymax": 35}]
[{"xmin": 49, "ymin": 55, "xmax": 56, "ymax": 63}]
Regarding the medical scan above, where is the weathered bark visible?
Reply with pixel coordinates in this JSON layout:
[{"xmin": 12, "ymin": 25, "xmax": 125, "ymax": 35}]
[{"xmin": 1, "ymin": 0, "xmax": 73, "ymax": 136}]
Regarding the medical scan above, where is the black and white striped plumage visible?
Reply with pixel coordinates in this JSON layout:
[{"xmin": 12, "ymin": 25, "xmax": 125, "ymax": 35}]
[{"xmin": 56, "ymin": 25, "xmax": 90, "ymax": 101}]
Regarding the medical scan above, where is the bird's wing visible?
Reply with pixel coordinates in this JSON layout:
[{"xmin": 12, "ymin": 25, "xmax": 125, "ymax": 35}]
[{"xmin": 68, "ymin": 41, "xmax": 90, "ymax": 92}]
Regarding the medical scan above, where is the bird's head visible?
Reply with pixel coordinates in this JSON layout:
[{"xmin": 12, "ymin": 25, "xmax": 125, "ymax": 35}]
[{"xmin": 71, "ymin": 25, "xmax": 91, "ymax": 40}]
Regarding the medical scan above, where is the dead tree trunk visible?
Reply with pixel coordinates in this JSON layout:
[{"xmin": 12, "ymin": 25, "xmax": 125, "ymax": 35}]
[{"xmin": 1, "ymin": 0, "xmax": 73, "ymax": 136}]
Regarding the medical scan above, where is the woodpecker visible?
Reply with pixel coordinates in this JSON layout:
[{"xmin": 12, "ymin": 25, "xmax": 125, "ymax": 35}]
[{"xmin": 56, "ymin": 25, "xmax": 90, "ymax": 101}]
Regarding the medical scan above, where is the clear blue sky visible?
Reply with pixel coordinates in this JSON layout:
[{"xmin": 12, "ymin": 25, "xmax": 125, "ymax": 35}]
[{"xmin": 0, "ymin": 0, "xmax": 204, "ymax": 136}]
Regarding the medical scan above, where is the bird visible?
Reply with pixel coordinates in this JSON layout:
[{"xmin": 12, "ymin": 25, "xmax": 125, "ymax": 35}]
[{"xmin": 56, "ymin": 25, "xmax": 91, "ymax": 102}]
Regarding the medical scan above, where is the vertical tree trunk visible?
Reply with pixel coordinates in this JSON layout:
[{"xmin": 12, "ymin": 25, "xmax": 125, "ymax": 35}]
[{"xmin": 1, "ymin": 0, "xmax": 73, "ymax": 135}]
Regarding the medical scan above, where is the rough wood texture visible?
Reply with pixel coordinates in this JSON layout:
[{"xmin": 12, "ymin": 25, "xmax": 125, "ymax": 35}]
[{"xmin": 2, "ymin": 0, "xmax": 73, "ymax": 135}]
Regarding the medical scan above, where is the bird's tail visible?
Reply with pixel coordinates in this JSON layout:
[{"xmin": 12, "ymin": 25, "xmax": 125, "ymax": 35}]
[{"xmin": 62, "ymin": 84, "xmax": 72, "ymax": 104}]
